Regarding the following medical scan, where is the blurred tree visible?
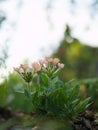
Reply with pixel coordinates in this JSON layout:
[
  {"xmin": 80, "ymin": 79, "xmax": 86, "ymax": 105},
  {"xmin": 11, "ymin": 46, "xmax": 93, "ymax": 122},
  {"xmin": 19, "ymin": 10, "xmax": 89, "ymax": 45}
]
[
  {"xmin": 52, "ymin": 25, "xmax": 98, "ymax": 81},
  {"xmin": 0, "ymin": 0, "xmax": 8, "ymax": 68},
  {"xmin": 0, "ymin": 44, "xmax": 8, "ymax": 67},
  {"xmin": 0, "ymin": 0, "xmax": 7, "ymax": 27},
  {"xmin": 0, "ymin": 0, "xmax": 24, "ymax": 67},
  {"xmin": 0, "ymin": 11, "xmax": 6, "ymax": 27},
  {"xmin": 45, "ymin": 0, "xmax": 98, "ymax": 26},
  {"xmin": 46, "ymin": 0, "xmax": 98, "ymax": 13}
]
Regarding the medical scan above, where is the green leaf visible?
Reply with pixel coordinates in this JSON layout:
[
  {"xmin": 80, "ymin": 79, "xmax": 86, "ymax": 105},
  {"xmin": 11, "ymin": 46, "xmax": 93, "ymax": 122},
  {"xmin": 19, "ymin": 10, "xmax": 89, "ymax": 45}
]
[
  {"xmin": 67, "ymin": 85, "xmax": 79, "ymax": 102},
  {"xmin": 24, "ymin": 89, "xmax": 31, "ymax": 99},
  {"xmin": 52, "ymin": 69, "xmax": 60, "ymax": 78},
  {"xmin": 51, "ymin": 77, "xmax": 59, "ymax": 84},
  {"xmin": 72, "ymin": 99, "xmax": 79, "ymax": 106},
  {"xmin": 41, "ymin": 73, "xmax": 50, "ymax": 85},
  {"xmin": 75, "ymin": 97, "xmax": 91, "ymax": 113},
  {"xmin": 65, "ymin": 79, "xmax": 75, "ymax": 86},
  {"xmin": 14, "ymin": 90, "xmax": 24, "ymax": 94}
]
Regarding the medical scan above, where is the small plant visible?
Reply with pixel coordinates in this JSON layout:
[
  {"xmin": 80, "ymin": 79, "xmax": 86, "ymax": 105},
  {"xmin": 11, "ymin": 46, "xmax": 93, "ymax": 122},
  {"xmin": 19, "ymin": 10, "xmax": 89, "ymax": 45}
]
[{"xmin": 14, "ymin": 57, "xmax": 91, "ymax": 121}]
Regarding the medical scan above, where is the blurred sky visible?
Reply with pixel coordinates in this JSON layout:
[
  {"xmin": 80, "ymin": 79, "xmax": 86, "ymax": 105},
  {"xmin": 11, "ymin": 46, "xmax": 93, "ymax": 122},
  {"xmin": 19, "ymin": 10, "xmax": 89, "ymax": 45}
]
[{"xmin": 0, "ymin": 0, "xmax": 98, "ymax": 69}]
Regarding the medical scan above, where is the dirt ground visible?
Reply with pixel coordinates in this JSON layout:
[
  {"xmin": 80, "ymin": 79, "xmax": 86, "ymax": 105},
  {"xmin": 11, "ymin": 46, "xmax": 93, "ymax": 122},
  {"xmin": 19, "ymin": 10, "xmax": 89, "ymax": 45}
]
[{"xmin": 0, "ymin": 106, "xmax": 98, "ymax": 130}]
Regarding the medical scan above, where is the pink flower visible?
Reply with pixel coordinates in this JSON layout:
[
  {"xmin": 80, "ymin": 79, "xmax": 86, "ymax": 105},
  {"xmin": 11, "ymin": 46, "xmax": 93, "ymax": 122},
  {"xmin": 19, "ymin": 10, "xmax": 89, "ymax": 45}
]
[
  {"xmin": 32, "ymin": 62, "xmax": 42, "ymax": 72},
  {"xmin": 20, "ymin": 64, "xmax": 28, "ymax": 69},
  {"xmin": 39, "ymin": 59, "xmax": 48, "ymax": 65},
  {"xmin": 53, "ymin": 58, "xmax": 60, "ymax": 64},
  {"xmin": 58, "ymin": 63, "xmax": 64, "ymax": 69},
  {"xmin": 46, "ymin": 58, "xmax": 53, "ymax": 63}
]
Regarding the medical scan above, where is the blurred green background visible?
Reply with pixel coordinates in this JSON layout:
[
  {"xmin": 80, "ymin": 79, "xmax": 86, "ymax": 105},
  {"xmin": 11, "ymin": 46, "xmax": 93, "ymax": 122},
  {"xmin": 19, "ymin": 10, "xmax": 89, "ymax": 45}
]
[{"xmin": 52, "ymin": 25, "xmax": 98, "ymax": 81}]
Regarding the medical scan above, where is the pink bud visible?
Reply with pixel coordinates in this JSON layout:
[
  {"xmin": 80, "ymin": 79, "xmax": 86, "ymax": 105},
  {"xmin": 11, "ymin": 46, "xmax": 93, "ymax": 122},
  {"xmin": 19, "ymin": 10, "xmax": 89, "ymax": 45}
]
[
  {"xmin": 20, "ymin": 64, "xmax": 28, "ymax": 69},
  {"xmin": 39, "ymin": 59, "xmax": 48, "ymax": 64},
  {"xmin": 46, "ymin": 58, "xmax": 53, "ymax": 62},
  {"xmin": 58, "ymin": 63, "xmax": 64, "ymax": 69},
  {"xmin": 53, "ymin": 58, "xmax": 60, "ymax": 64},
  {"xmin": 32, "ymin": 62, "xmax": 42, "ymax": 72}
]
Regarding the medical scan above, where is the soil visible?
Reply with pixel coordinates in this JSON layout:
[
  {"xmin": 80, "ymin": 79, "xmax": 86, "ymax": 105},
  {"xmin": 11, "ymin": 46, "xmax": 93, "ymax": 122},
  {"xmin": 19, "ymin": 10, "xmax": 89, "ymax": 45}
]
[
  {"xmin": 0, "ymin": 107, "xmax": 13, "ymax": 122},
  {"xmin": 0, "ymin": 106, "xmax": 98, "ymax": 130},
  {"xmin": 73, "ymin": 110, "xmax": 98, "ymax": 130}
]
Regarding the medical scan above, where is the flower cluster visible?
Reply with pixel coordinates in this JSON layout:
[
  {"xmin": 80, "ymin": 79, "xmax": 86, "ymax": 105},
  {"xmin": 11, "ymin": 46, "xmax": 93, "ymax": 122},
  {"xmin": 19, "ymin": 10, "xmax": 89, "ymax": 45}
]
[
  {"xmin": 39, "ymin": 57, "xmax": 64, "ymax": 77},
  {"xmin": 39, "ymin": 57, "xmax": 64, "ymax": 68},
  {"xmin": 14, "ymin": 57, "xmax": 64, "ymax": 83},
  {"xmin": 14, "ymin": 64, "xmax": 32, "ymax": 83}
]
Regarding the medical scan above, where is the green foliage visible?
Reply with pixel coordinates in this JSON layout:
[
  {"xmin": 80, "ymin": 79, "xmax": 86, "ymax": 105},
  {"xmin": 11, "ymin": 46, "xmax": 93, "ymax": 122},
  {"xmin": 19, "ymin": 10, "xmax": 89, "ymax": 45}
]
[
  {"xmin": 0, "ymin": 72, "xmax": 33, "ymax": 112},
  {"xmin": 28, "ymin": 76, "xmax": 91, "ymax": 121},
  {"xmin": 79, "ymin": 78, "xmax": 98, "ymax": 108}
]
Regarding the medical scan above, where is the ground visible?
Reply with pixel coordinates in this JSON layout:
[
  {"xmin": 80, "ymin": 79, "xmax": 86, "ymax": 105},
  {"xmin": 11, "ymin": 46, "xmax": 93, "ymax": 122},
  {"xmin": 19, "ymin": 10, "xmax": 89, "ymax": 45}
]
[{"xmin": 0, "ymin": 106, "xmax": 98, "ymax": 130}]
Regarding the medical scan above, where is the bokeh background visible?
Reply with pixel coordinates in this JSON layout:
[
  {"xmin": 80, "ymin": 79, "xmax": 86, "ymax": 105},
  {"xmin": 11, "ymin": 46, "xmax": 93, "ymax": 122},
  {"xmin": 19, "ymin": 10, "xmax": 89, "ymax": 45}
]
[{"xmin": 0, "ymin": 0, "xmax": 98, "ymax": 129}]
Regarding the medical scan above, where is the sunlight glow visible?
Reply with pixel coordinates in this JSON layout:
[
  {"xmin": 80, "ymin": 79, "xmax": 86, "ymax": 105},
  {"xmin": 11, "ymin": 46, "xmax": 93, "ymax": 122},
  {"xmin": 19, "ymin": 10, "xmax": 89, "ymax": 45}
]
[{"xmin": 0, "ymin": 0, "xmax": 98, "ymax": 71}]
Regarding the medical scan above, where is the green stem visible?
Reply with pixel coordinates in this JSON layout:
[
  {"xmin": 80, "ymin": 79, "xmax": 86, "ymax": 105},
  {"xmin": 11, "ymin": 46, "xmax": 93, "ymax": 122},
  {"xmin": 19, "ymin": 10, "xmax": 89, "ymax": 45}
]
[
  {"xmin": 27, "ymin": 82, "xmax": 31, "ymax": 98},
  {"xmin": 37, "ymin": 75, "xmax": 40, "ymax": 91}
]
